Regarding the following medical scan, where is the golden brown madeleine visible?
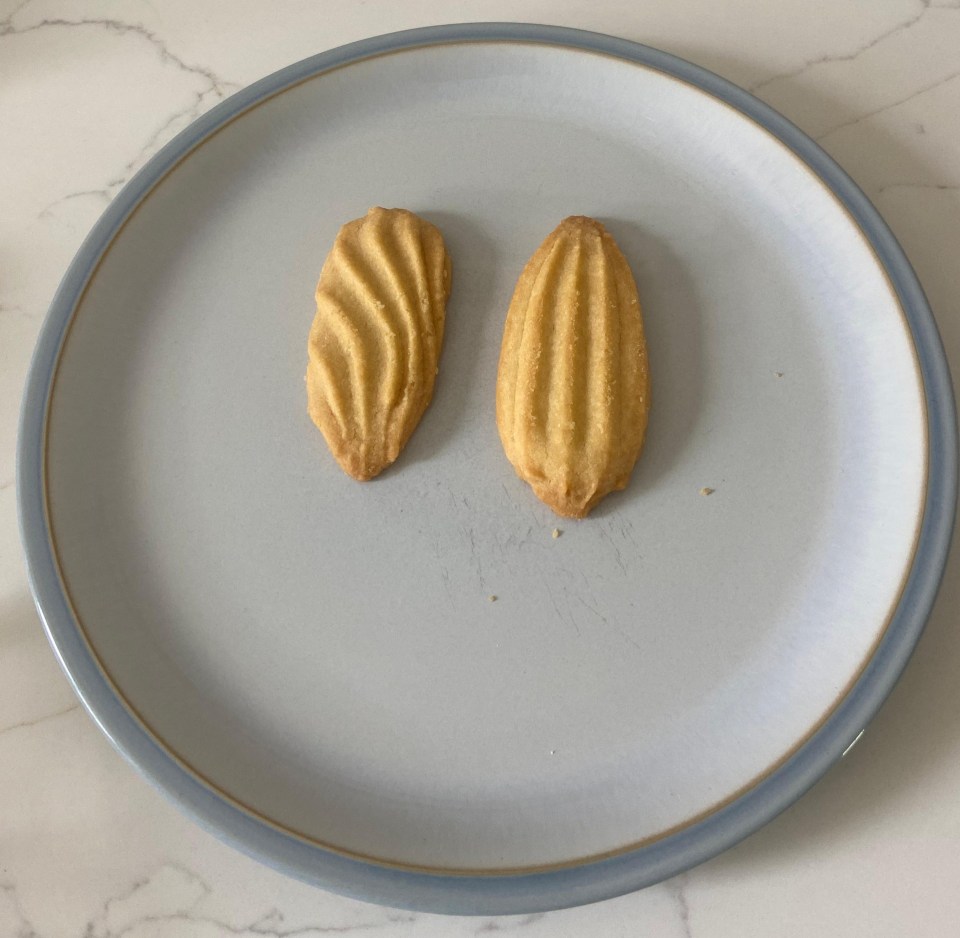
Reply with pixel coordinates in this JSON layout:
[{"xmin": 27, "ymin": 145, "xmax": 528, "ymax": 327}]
[
  {"xmin": 307, "ymin": 207, "xmax": 452, "ymax": 480},
  {"xmin": 496, "ymin": 216, "xmax": 649, "ymax": 518}
]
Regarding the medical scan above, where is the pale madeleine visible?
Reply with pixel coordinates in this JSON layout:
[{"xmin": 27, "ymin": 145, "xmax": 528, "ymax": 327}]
[
  {"xmin": 496, "ymin": 216, "xmax": 650, "ymax": 518},
  {"xmin": 307, "ymin": 207, "xmax": 452, "ymax": 480}
]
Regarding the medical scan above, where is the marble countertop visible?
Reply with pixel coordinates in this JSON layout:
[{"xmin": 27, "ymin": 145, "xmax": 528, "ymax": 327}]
[{"xmin": 2, "ymin": 1, "xmax": 959, "ymax": 934}]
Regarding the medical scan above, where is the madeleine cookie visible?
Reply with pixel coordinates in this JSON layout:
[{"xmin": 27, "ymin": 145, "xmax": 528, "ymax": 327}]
[
  {"xmin": 307, "ymin": 207, "xmax": 452, "ymax": 480},
  {"xmin": 496, "ymin": 216, "xmax": 649, "ymax": 518}
]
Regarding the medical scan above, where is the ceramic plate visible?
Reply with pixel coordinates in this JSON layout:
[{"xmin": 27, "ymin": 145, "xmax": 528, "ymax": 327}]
[{"xmin": 18, "ymin": 24, "xmax": 957, "ymax": 915}]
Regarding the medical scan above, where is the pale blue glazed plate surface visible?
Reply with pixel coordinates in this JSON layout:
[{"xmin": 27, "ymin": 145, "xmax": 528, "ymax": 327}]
[{"xmin": 18, "ymin": 24, "xmax": 957, "ymax": 914}]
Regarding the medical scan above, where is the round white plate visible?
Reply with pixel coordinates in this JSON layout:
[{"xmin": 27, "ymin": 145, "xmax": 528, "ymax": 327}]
[{"xmin": 19, "ymin": 24, "xmax": 957, "ymax": 915}]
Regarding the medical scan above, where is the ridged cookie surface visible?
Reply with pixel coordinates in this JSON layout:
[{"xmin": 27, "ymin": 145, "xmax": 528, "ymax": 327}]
[
  {"xmin": 307, "ymin": 207, "xmax": 452, "ymax": 480},
  {"xmin": 496, "ymin": 216, "xmax": 649, "ymax": 518}
]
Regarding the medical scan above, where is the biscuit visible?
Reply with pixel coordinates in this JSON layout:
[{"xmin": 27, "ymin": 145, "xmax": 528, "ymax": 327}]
[
  {"xmin": 496, "ymin": 216, "xmax": 649, "ymax": 518},
  {"xmin": 307, "ymin": 207, "xmax": 452, "ymax": 480}
]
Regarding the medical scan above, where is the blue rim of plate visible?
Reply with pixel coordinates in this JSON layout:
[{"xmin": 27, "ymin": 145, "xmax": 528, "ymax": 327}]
[{"xmin": 17, "ymin": 23, "xmax": 958, "ymax": 915}]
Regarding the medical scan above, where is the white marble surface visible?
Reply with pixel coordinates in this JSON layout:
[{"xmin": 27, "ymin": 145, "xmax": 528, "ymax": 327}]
[{"xmin": 1, "ymin": 0, "xmax": 958, "ymax": 933}]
